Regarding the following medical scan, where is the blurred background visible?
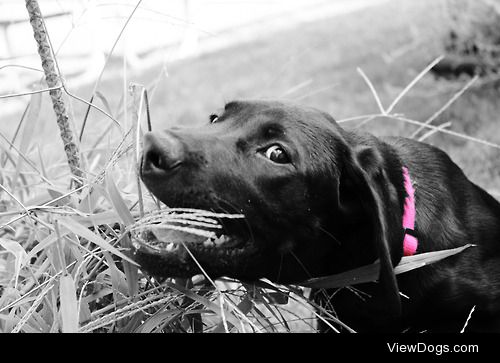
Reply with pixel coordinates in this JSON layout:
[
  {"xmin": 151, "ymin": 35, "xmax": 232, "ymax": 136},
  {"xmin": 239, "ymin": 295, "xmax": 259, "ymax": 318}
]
[{"xmin": 1, "ymin": 0, "xmax": 500, "ymax": 194}]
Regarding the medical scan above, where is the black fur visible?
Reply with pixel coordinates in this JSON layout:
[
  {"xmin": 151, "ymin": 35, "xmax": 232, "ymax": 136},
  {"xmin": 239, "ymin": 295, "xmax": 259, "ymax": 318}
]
[{"xmin": 136, "ymin": 100, "xmax": 500, "ymax": 332}]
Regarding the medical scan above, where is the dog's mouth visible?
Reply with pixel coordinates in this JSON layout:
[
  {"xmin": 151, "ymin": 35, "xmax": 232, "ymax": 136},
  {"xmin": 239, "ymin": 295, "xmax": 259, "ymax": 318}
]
[
  {"xmin": 135, "ymin": 227, "xmax": 248, "ymax": 258},
  {"xmin": 131, "ymin": 210, "xmax": 258, "ymax": 278}
]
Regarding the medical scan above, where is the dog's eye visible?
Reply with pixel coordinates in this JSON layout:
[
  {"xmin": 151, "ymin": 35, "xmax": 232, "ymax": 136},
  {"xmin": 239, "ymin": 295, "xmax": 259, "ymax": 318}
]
[
  {"xmin": 209, "ymin": 114, "xmax": 219, "ymax": 123},
  {"xmin": 264, "ymin": 145, "xmax": 290, "ymax": 164}
]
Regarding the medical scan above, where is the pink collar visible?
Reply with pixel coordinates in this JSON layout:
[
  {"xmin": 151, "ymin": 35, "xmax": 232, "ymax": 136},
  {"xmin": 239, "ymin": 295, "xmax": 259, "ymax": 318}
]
[{"xmin": 402, "ymin": 167, "xmax": 418, "ymax": 256}]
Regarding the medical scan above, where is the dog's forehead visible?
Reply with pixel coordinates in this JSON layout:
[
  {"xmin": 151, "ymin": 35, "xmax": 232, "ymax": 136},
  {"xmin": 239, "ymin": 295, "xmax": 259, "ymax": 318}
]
[
  {"xmin": 224, "ymin": 100, "xmax": 334, "ymax": 127},
  {"xmin": 221, "ymin": 100, "xmax": 344, "ymax": 153}
]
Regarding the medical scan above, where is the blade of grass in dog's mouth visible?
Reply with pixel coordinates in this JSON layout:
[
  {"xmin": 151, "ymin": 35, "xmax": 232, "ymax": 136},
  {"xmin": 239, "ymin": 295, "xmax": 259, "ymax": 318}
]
[{"xmin": 129, "ymin": 208, "xmax": 245, "ymax": 252}]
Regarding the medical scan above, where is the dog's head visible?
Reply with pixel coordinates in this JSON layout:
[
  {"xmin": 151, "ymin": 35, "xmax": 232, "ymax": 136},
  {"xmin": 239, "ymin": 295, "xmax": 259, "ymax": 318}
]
[{"xmin": 135, "ymin": 100, "xmax": 404, "ymax": 308}]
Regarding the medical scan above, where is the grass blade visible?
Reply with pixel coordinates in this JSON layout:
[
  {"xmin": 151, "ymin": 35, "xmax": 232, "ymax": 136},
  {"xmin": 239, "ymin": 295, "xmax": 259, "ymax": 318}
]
[
  {"xmin": 95, "ymin": 91, "xmax": 114, "ymax": 119},
  {"xmin": 301, "ymin": 244, "xmax": 474, "ymax": 289},
  {"xmin": 394, "ymin": 244, "xmax": 474, "ymax": 275},
  {"xmin": 104, "ymin": 173, "xmax": 139, "ymax": 295},
  {"xmin": 0, "ymin": 238, "xmax": 28, "ymax": 289},
  {"xmin": 102, "ymin": 251, "xmax": 129, "ymax": 298},
  {"xmin": 26, "ymin": 231, "xmax": 61, "ymax": 262},
  {"xmin": 166, "ymin": 281, "xmax": 241, "ymax": 329},
  {"xmin": 136, "ymin": 309, "xmax": 183, "ymax": 333},
  {"xmin": 213, "ymin": 295, "xmax": 253, "ymax": 333},
  {"xmin": 58, "ymin": 216, "xmax": 138, "ymax": 266},
  {"xmin": 15, "ymin": 90, "xmax": 41, "ymax": 178},
  {"xmin": 105, "ymin": 173, "xmax": 134, "ymax": 226},
  {"xmin": 59, "ymin": 274, "xmax": 78, "ymax": 333}
]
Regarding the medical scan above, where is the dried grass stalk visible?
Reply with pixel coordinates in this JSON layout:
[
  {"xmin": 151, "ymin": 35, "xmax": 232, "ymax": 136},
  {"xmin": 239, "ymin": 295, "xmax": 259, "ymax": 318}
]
[{"xmin": 25, "ymin": 0, "xmax": 83, "ymax": 189}]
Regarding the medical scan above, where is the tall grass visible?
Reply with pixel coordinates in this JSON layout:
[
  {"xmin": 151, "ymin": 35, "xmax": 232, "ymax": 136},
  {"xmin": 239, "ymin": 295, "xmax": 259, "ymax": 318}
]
[{"xmin": 0, "ymin": 1, "xmax": 498, "ymax": 333}]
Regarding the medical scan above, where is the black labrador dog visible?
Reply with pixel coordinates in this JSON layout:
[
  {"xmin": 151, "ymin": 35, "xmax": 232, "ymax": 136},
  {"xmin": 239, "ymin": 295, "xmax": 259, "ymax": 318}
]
[{"xmin": 134, "ymin": 100, "xmax": 500, "ymax": 332}]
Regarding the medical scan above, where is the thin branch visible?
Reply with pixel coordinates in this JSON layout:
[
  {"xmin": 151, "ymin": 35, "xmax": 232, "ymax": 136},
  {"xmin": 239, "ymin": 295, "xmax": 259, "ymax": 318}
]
[
  {"xmin": 0, "ymin": 131, "xmax": 55, "ymax": 186},
  {"xmin": 0, "ymin": 85, "xmax": 62, "ymax": 99},
  {"xmin": 386, "ymin": 55, "xmax": 444, "ymax": 114},
  {"xmin": 25, "ymin": 0, "xmax": 83, "ymax": 189},
  {"xmin": 0, "ymin": 64, "xmax": 44, "ymax": 73},
  {"xmin": 418, "ymin": 121, "xmax": 452, "ymax": 142},
  {"xmin": 340, "ymin": 113, "xmax": 500, "ymax": 150},
  {"xmin": 65, "ymin": 90, "xmax": 120, "ymax": 131},
  {"xmin": 357, "ymin": 67, "xmax": 385, "ymax": 114},
  {"xmin": 460, "ymin": 305, "xmax": 476, "ymax": 333},
  {"xmin": 410, "ymin": 75, "xmax": 479, "ymax": 138},
  {"xmin": 0, "ymin": 183, "xmax": 28, "ymax": 213},
  {"xmin": 338, "ymin": 113, "xmax": 383, "ymax": 123},
  {"xmin": 393, "ymin": 115, "xmax": 500, "ymax": 150}
]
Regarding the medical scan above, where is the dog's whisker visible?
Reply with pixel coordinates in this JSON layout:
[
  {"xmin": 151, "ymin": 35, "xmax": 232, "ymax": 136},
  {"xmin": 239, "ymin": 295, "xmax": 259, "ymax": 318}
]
[
  {"xmin": 318, "ymin": 226, "xmax": 342, "ymax": 246},
  {"xmin": 276, "ymin": 253, "xmax": 284, "ymax": 283},
  {"xmin": 289, "ymin": 251, "xmax": 313, "ymax": 280},
  {"xmin": 211, "ymin": 195, "xmax": 240, "ymax": 215},
  {"xmin": 212, "ymin": 195, "xmax": 256, "ymax": 246}
]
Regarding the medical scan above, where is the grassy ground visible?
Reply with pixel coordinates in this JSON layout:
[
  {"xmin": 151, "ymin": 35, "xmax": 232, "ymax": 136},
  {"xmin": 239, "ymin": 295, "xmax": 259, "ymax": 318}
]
[{"xmin": 1, "ymin": 0, "xmax": 499, "ymax": 332}]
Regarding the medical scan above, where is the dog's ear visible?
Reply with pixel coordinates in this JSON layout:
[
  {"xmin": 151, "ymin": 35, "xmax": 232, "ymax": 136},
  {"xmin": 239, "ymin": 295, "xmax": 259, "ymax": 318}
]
[{"xmin": 339, "ymin": 144, "xmax": 402, "ymax": 317}]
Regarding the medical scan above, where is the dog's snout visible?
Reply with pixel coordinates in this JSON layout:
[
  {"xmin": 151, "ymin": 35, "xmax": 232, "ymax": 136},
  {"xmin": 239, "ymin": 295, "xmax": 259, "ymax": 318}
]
[{"xmin": 142, "ymin": 132, "xmax": 184, "ymax": 176}]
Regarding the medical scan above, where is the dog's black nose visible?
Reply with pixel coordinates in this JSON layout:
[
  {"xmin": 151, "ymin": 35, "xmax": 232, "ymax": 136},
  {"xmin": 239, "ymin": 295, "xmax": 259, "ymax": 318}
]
[{"xmin": 141, "ymin": 131, "xmax": 184, "ymax": 176}]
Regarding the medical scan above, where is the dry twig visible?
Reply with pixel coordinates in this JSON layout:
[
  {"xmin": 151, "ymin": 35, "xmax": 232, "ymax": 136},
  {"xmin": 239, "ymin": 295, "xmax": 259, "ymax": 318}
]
[{"xmin": 25, "ymin": 0, "xmax": 83, "ymax": 189}]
